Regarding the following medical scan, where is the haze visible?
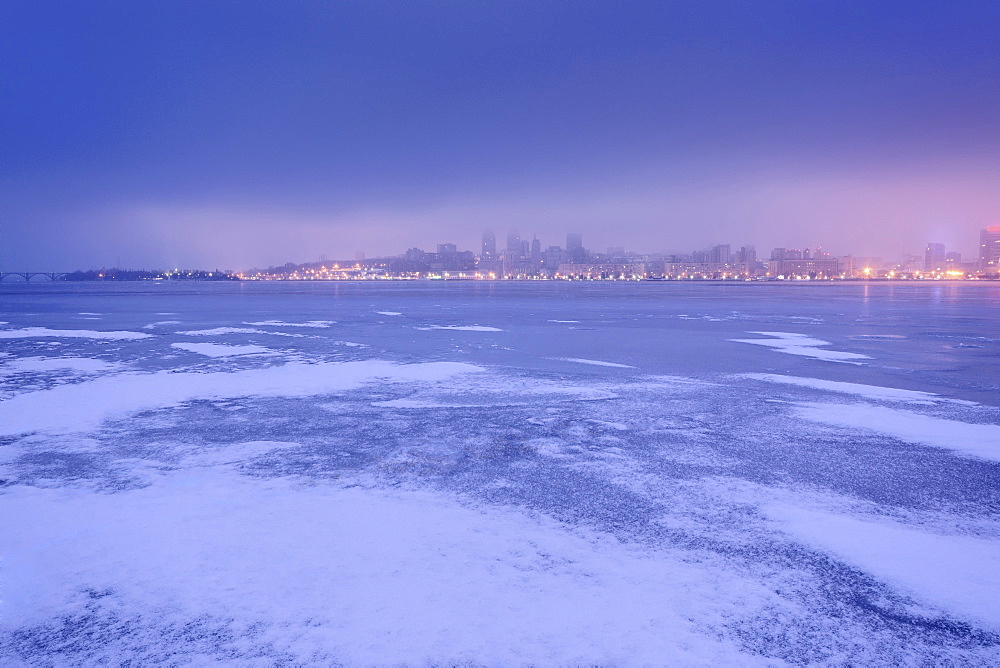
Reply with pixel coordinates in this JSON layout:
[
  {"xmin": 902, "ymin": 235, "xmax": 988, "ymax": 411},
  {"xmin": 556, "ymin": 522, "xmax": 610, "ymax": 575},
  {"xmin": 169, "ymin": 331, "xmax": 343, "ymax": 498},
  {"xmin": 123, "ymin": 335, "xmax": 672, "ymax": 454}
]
[{"xmin": 3, "ymin": 1, "xmax": 999, "ymax": 270}]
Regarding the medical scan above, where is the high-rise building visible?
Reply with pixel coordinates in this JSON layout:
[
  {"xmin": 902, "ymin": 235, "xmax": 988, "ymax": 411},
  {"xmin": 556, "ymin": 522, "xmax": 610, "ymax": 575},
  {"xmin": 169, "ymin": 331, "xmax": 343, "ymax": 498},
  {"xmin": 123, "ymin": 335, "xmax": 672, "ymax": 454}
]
[
  {"xmin": 708, "ymin": 244, "xmax": 731, "ymax": 264},
  {"xmin": 437, "ymin": 243, "xmax": 457, "ymax": 254},
  {"xmin": 924, "ymin": 242, "xmax": 946, "ymax": 271},
  {"xmin": 481, "ymin": 229, "xmax": 496, "ymax": 259},
  {"xmin": 506, "ymin": 229, "xmax": 522, "ymax": 258},
  {"xmin": 530, "ymin": 236, "xmax": 541, "ymax": 261},
  {"xmin": 980, "ymin": 226, "xmax": 1000, "ymax": 270},
  {"xmin": 736, "ymin": 245, "xmax": 756, "ymax": 265},
  {"xmin": 566, "ymin": 233, "xmax": 584, "ymax": 263}
]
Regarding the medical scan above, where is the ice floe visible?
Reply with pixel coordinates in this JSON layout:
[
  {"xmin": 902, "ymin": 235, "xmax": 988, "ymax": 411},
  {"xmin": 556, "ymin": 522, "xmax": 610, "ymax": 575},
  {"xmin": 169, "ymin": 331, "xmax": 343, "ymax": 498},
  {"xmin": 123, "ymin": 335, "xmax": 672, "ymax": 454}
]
[
  {"xmin": 730, "ymin": 331, "xmax": 870, "ymax": 363},
  {"xmin": 376, "ymin": 311, "xmax": 403, "ymax": 316},
  {"xmin": 0, "ymin": 327, "xmax": 151, "ymax": 340}
]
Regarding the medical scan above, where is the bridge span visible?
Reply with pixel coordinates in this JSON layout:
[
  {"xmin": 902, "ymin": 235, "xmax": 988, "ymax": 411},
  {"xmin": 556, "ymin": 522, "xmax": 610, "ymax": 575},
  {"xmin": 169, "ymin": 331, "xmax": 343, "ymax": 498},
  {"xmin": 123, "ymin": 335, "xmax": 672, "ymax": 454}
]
[{"xmin": 0, "ymin": 272, "xmax": 68, "ymax": 282}]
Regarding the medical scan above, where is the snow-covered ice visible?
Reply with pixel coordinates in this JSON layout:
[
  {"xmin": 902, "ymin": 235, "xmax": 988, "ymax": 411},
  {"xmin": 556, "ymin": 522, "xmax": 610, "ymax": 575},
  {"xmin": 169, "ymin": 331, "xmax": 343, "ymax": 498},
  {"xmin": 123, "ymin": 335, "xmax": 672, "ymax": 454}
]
[
  {"xmin": 767, "ymin": 504, "xmax": 1000, "ymax": 629},
  {"xmin": 0, "ymin": 360, "xmax": 484, "ymax": 436},
  {"xmin": 1, "ymin": 281, "xmax": 998, "ymax": 665}
]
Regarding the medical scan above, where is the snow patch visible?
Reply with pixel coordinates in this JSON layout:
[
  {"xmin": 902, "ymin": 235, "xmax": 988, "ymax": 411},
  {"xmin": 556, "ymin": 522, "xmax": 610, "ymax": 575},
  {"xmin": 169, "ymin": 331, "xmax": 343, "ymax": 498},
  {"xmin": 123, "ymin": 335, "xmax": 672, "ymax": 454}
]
[
  {"xmin": 244, "ymin": 320, "xmax": 336, "ymax": 328},
  {"xmin": 0, "ymin": 327, "xmax": 151, "ymax": 340},
  {"xmin": 376, "ymin": 311, "xmax": 403, "ymax": 316},
  {"xmin": 1, "ymin": 357, "xmax": 119, "ymax": 374},
  {"xmin": 170, "ymin": 343, "xmax": 276, "ymax": 358},
  {"xmin": 730, "ymin": 331, "xmax": 869, "ymax": 363},
  {"xmin": 767, "ymin": 505, "xmax": 1000, "ymax": 629},
  {"xmin": 142, "ymin": 320, "xmax": 181, "ymax": 329},
  {"xmin": 417, "ymin": 325, "xmax": 504, "ymax": 332},
  {"xmin": 178, "ymin": 327, "xmax": 303, "ymax": 338},
  {"xmin": 552, "ymin": 357, "xmax": 635, "ymax": 368},
  {"xmin": 0, "ymin": 361, "xmax": 484, "ymax": 436},
  {"xmin": 0, "ymin": 469, "xmax": 769, "ymax": 664},
  {"xmin": 743, "ymin": 374, "xmax": 951, "ymax": 403},
  {"xmin": 793, "ymin": 402, "xmax": 1000, "ymax": 461}
]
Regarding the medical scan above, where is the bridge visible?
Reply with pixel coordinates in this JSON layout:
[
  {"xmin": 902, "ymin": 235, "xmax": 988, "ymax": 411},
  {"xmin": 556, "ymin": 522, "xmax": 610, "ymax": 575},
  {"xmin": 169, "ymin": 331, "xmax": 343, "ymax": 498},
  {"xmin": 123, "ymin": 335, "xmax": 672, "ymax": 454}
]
[{"xmin": 0, "ymin": 272, "xmax": 68, "ymax": 282}]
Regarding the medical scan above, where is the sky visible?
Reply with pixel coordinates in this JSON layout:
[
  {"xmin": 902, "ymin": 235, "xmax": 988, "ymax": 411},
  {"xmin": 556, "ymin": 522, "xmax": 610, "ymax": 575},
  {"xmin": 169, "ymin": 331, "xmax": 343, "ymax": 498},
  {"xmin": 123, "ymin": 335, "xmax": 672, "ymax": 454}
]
[{"xmin": 2, "ymin": 0, "xmax": 999, "ymax": 270}]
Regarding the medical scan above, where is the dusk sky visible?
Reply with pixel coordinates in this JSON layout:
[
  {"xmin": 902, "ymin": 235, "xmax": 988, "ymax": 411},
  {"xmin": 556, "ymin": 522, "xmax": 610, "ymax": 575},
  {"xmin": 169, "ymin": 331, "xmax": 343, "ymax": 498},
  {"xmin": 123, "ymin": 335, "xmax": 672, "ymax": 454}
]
[{"xmin": 3, "ymin": 0, "xmax": 999, "ymax": 270}]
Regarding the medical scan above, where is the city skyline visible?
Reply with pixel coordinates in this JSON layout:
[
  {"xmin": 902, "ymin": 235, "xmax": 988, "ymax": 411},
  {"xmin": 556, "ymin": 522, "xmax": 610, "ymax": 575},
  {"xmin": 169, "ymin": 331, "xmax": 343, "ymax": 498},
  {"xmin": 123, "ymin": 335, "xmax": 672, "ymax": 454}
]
[
  {"xmin": 5, "ymin": 224, "xmax": 997, "ymax": 281},
  {"xmin": 3, "ymin": 2, "xmax": 999, "ymax": 270}
]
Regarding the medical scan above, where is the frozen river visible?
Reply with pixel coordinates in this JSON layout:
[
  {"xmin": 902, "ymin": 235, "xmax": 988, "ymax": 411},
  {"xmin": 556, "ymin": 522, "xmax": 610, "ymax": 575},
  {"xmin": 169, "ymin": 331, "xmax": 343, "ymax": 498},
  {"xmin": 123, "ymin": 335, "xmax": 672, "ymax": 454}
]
[{"xmin": 1, "ymin": 280, "xmax": 998, "ymax": 664}]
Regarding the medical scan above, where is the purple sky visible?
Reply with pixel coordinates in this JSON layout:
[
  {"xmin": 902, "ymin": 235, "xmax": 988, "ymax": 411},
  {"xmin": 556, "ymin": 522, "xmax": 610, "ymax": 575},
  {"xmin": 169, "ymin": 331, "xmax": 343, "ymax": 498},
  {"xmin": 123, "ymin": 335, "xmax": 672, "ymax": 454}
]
[{"xmin": 3, "ymin": 1, "xmax": 999, "ymax": 270}]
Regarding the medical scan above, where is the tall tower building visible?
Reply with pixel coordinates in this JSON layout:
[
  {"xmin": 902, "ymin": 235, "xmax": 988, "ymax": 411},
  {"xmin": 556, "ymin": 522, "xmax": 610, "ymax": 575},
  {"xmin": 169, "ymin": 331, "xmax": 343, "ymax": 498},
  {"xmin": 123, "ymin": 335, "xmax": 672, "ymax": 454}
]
[
  {"xmin": 566, "ymin": 232, "xmax": 584, "ymax": 263},
  {"xmin": 980, "ymin": 226, "xmax": 1000, "ymax": 270},
  {"xmin": 481, "ymin": 229, "xmax": 496, "ymax": 260},
  {"xmin": 530, "ymin": 236, "xmax": 541, "ymax": 261},
  {"xmin": 506, "ymin": 229, "xmax": 522, "ymax": 258},
  {"xmin": 925, "ymin": 242, "xmax": 946, "ymax": 271}
]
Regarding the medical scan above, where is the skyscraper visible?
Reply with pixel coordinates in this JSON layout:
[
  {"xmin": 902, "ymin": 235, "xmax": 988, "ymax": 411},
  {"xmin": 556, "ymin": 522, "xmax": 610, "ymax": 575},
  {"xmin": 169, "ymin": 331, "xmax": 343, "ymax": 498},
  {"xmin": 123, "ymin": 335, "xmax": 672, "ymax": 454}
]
[
  {"xmin": 481, "ymin": 229, "xmax": 496, "ymax": 260},
  {"xmin": 566, "ymin": 232, "xmax": 584, "ymax": 263},
  {"xmin": 980, "ymin": 226, "xmax": 1000, "ymax": 271},
  {"xmin": 506, "ymin": 229, "xmax": 522, "ymax": 258},
  {"xmin": 924, "ymin": 242, "xmax": 946, "ymax": 272}
]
